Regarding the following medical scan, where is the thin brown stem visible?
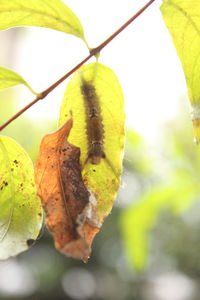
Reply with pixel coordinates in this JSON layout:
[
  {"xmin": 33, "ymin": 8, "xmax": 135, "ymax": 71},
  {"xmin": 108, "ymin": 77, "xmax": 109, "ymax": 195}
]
[{"xmin": 0, "ymin": 0, "xmax": 156, "ymax": 132}]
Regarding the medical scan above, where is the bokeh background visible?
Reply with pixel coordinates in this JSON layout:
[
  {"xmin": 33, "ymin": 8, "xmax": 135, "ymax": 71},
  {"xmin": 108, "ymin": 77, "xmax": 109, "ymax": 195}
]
[{"xmin": 0, "ymin": 0, "xmax": 200, "ymax": 299}]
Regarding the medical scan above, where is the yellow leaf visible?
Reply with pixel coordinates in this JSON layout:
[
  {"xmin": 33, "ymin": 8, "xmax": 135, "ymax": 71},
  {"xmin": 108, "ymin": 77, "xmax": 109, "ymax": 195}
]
[
  {"xmin": 59, "ymin": 63, "xmax": 125, "ymax": 220},
  {"xmin": 160, "ymin": 0, "xmax": 200, "ymax": 142},
  {"xmin": 0, "ymin": 136, "xmax": 42, "ymax": 259},
  {"xmin": 0, "ymin": 0, "xmax": 86, "ymax": 42},
  {"xmin": 0, "ymin": 66, "xmax": 37, "ymax": 95}
]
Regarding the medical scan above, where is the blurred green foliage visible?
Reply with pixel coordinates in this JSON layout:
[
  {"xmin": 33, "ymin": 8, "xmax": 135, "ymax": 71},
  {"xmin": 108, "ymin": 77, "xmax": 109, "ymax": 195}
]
[{"xmin": 121, "ymin": 110, "xmax": 200, "ymax": 271}]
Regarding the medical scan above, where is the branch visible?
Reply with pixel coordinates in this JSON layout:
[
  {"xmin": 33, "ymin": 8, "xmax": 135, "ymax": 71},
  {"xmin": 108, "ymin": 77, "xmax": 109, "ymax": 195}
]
[{"xmin": 0, "ymin": 0, "xmax": 156, "ymax": 131}]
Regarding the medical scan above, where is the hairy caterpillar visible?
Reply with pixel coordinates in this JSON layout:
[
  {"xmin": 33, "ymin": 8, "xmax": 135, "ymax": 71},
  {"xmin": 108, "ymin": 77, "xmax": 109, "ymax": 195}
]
[{"xmin": 81, "ymin": 80, "xmax": 106, "ymax": 165}]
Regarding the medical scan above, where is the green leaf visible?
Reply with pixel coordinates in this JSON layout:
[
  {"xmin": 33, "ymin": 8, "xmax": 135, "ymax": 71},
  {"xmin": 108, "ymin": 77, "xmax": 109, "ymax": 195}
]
[
  {"xmin": 121, "ymin": 185, "xmax": 195, "ymax": 271},
  {"xmin": 0, "ymin": 136, "xmax": 43, "ymax": 259},
  {"xmin": 0, "ymin": 0, "xmax": 86, "ymax": 42},
  {"xmin": 160, "ymin": 0, "xmax": 200, "ymax": 142},
  {"xmin": 0, "ymin": 66, "xmax": 38, "ymax": 95},
  {"xmin": 59, "ymin": 63, "xmax": 125, "ymax": 220}
]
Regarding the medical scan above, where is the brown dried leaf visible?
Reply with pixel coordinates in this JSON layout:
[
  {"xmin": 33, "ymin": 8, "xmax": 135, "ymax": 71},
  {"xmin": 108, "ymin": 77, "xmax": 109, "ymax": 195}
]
[{"xmin": 34, "ymin": 119, "xmax": 101, "ymax": 261}]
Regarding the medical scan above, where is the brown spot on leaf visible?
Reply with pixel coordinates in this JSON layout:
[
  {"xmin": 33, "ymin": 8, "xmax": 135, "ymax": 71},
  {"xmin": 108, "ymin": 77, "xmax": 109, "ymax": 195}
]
[
  {"xmin": 35, "ymin": 119, "xmax": 101, "ymax": 261},
  {"xmin": 13, "ymin": 160, "xmax": 18, "ymax": 165},
  {"xmin": 26, "ymin": 239, "xmax": 35, "ymax": 247}
]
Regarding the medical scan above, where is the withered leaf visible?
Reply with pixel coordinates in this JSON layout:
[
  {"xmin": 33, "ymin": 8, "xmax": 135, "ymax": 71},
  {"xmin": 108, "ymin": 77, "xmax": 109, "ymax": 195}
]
[{"xmin": 34, "ymin": 119, "xmax": 101, "ymax": 261}]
